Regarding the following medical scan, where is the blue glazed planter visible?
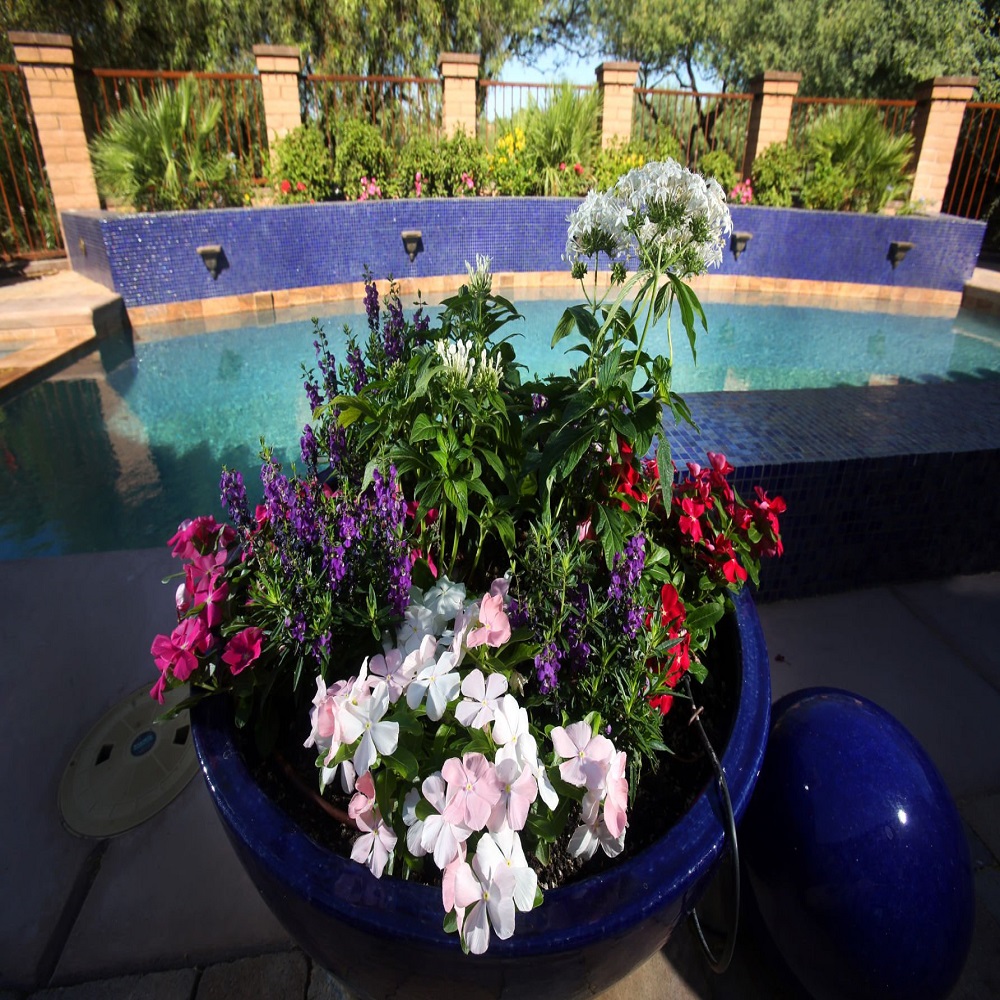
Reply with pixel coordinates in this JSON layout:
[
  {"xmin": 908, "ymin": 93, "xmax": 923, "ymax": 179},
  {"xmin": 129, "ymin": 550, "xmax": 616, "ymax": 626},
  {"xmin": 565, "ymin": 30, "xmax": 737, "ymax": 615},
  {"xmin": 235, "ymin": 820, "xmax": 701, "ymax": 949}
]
[
  {"xmin": 191, "ymin": 588, "xmax": 771, "ymax": 1000},
  {"xmin": 742, "ymin": 688, "xmax": 975, "ymax": 1000}
]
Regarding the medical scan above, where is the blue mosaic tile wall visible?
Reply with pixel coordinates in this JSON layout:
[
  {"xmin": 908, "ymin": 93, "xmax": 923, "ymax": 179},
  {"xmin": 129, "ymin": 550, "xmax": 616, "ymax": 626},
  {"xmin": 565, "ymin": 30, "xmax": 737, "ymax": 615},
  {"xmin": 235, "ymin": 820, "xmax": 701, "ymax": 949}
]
[
  {"xmin": 665, "ymin": 378, "xmax": 1000, "ymax": 600},
  {"xmin": 61, "ymin": 201, "xmax": 986, "ymax": 309}
]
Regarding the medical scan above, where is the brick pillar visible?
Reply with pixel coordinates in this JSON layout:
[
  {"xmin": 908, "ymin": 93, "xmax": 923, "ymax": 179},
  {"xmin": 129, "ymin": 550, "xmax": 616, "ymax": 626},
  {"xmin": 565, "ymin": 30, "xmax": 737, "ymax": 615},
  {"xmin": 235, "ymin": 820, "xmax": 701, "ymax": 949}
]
[
  {"xmin": 740, "ymin": 71, "xmax": 802, "ymax": 180},
  {"xmin": 596, "ymin": 62, "xmax": 639, "ymax": 149},
  {"xmin": 438, "ymin": 52, "xmax": 479, "ymax": 137},
  {"xmin": 909, "ymin": 76, "xmax": 978, "ymax": 213},
  {"xmin": 253, "ymin": 44, "xmax": 303, "ymax": 148},
  {"xmin": 8, "ymin": 31, "xmax": 100, "ymax": 235}
]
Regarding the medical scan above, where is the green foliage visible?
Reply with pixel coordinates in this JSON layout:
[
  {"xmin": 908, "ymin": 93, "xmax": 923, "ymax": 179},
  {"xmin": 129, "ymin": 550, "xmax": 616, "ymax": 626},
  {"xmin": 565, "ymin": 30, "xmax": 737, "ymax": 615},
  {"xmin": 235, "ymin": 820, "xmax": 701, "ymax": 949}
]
[
  {"xmin": 89, "ymin": 78, "xmax": 245, "ymax": 212},
  {"xmin": 394, "ymin": 134, "xmax": 443, "ymax": 197},
  {"xmin": 520, "ymin": 84, "xmax": 602, "ymax": 196},
  {"xmin": 436, "ymin": 129, "xmax": 490, "ymax": 196},
  {"xmin": 269, "ymin": 125, "xmax": 335, "ymax": 204},
  {"xmin": 591, "ymin": 134, "xmax": 682, "ymax": 192},
  {"xmin": 801, "ymin": 105, "xmax": 914, "ymax": 212},
  {"xmin": 2, "ymin": 0, "xmax": 542, "ymax": 79},
  {"xmin": 542, "ymin": 0, "xmax": 983, "ymax": 98},
  {"xmin": 332, "ymin": 117, "xmax": 393, "ymax": 197},
  {"xmin": 486, "ymin": 126, "xmax": 535, "ymax": 196},
  {"xmin": 750, "ymin": 143, "xmax": 803, "ymax": 207},
  {"xmin": 697, "ymin": 149, "xmax": 737, "ymax": 194}
]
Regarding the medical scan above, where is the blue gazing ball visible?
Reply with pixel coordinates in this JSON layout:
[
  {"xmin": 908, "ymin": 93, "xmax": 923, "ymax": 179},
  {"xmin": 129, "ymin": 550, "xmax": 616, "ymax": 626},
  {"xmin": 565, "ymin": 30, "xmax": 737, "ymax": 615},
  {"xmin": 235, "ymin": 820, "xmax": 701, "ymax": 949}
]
[{"xmin": 742, "ymin": 688, "xmax": 974, "ymax": 1000}]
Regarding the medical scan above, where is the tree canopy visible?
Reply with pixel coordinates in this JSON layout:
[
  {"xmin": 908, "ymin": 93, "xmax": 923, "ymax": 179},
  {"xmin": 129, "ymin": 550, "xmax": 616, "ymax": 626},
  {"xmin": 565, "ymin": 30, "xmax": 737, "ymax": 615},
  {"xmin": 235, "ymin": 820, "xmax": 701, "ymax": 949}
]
[
  {"xmin": 533, "ymin": 0, "xmax": 992, "ymax": 98},
  {"xmin": 0, "ymin": 0, "xmax": 542, "ymax": 78}
]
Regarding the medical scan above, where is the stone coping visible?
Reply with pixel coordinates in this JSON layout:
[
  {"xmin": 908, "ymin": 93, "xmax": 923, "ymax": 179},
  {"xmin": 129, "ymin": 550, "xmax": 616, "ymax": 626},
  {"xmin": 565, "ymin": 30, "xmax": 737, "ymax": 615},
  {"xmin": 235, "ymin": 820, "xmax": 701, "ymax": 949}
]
[{"xmin": 126, "ymin": 271, "xmax": 962, "ymax": 326}]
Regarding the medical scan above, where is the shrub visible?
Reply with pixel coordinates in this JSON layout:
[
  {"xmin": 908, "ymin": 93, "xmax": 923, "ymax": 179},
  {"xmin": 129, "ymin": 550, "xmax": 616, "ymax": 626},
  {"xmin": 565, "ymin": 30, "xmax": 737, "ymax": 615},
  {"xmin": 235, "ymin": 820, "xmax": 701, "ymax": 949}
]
[
  {"xmin": 270, "ymin": 125, "xmax": 335, "ymax": 204},
  {"xmin": 437, "ymin": 129, "xmax": 489, "ymax": 196},
  {"xmin": 697, "ymin": 149, "xmax": 738, "ymax": 194},
  {"xmin": 394, "ymin": 134, "xmax": 442, "ymax": 197},
  {"xmin": 751, "ymin": 144, "xmax": 804, "ymax": 207},
  {"xmin": 802, "ymin": 105, "xmax": 914, "ymax": 213},
  {"xmin": 521, "ymin": 84, "xmax": 602, "ymax": 196},
  {"xmin": 90, "ymin": 78, "xmax": 245, "ymax": 211},
  {"xmin": 333, "ymin": 118, "xmax": 393, "ymax": 199},
  {"xmin": 487, "ymin": 126, "xmax": 535, "ymax": 196}
]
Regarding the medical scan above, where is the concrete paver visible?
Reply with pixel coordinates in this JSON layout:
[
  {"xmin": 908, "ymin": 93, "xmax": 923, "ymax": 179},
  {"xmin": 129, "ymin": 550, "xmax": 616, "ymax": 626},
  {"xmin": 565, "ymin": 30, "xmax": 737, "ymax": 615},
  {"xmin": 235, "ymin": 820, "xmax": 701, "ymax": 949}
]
[
  {"xmin": 195, "ymin": 954, "xmax": 308, "ymax": 1000},
  {"xmin": 25, "ymin": 968, "xmax": 197, "ymax": 1000}
]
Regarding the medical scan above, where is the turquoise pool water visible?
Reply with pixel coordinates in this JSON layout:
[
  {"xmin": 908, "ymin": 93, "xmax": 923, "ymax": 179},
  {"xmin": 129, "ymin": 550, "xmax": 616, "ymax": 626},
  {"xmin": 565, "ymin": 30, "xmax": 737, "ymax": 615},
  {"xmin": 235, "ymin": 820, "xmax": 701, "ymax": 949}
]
[{"xmin": 2, "ymin": 295, "xmax": 999, "ymax": 559}]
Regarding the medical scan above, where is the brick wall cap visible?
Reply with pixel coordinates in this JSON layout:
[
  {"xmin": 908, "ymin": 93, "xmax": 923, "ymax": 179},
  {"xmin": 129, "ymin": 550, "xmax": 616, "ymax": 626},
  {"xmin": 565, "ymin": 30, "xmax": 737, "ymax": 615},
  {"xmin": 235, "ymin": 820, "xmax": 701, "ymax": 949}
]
[
  {"xmin": 8, "ymin": 31, "xmax": 74, "ymax": 48},
  {"xmin": 749, "ymin": 70, "xmax": 803, "ymax": 85},
  {"xmin": 252, "ymin": 44, "xmax": 302, "ymax": 61},
  {"xmin": 596, "ymin": 61, "xmax": 641, "ymax": 74},
  {"xmin": 437, "ymin": 52, "xmax": 480, "ymax": 66},
  {"xmin": 914, "ymin": 75, "xmax": 979, "ymax": 101}
]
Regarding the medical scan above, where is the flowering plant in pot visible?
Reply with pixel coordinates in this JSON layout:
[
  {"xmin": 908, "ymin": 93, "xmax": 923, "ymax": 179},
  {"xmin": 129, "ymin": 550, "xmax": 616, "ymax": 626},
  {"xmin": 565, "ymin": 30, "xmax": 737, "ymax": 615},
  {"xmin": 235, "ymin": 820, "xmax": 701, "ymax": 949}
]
[{"xmin": 151, "ymin": 160, "xmax": 784, "ymax": 974}]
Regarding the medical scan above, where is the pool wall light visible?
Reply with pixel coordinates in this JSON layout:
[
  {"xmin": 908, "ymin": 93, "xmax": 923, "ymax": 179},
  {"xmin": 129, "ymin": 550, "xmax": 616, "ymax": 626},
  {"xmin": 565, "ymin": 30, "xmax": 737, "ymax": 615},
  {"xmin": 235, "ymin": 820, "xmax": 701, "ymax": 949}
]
[
  {"xmin": 731, "ymin": 231, "xmax": 752, "ymax": 261},
  {"xmin": 401, "ymin": 230, "xmax": 424, "ymax": 262},
  {"xmin": 197, "ymin": 244, "xmax": 226, "ymax": 280},
  {"xmin": 888, "ymin": 241, "xmax": 914, "ymax": 269}
]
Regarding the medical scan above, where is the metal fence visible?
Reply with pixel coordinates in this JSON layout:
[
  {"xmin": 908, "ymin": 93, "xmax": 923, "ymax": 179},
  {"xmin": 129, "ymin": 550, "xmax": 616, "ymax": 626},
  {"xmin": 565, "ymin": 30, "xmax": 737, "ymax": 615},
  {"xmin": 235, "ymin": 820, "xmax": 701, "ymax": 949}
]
[
  {"xmin": 632, "ymin": 89, "xmax": 754, "ymax": 171},
  {"xmin": 477, "ymin": 81, "xmax": 595, "ymax": 147},
  {"xmin": 79, "ymin": 68, "xmax": 269, "ymax": 181},
  {"xmin": 943, "ymin": 102, "xmax": 1000, "ymax": 220},
  {"xmin": 307, "ymin": 74, "xmax": 441, "ymax": 150},
  {"xmin": 0, "ymin": 64, "xmax": 63, "ymax": 260},
  {"xmin": 788, "ymin": 97, "xmax": 917, "ymax": 150}
]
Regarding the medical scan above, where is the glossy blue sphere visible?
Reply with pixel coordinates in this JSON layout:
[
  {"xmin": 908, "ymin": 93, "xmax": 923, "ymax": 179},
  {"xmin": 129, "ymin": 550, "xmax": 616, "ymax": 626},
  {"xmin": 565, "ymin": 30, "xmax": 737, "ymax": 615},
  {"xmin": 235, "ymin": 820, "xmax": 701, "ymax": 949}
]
[{"xmin": 743, "ymin": 688, "xmax": 974, "ymax": 1000}]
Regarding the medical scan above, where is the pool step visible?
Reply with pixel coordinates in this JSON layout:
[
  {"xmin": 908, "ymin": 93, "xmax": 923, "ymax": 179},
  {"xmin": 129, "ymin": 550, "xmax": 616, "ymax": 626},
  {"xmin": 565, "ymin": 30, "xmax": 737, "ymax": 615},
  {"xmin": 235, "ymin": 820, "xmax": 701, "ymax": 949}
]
[{"xmin": 0, "ymin": 270, "xmax": 127, "ymax": 397}]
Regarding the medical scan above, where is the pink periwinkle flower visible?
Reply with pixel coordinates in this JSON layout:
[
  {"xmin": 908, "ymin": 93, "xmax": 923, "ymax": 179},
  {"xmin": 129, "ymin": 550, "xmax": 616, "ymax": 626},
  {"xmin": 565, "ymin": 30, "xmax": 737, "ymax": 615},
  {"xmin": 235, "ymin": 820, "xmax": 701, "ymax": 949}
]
[
  {"xmin": 602, "ymin": 750, "xmax": 629, "ymax": 839},
  {"xmin": 455, "ymin": 668, "xmax": 508, "ymax": 729},
  {"xmin": 466, "ymin": 592, "xmax": 511, "ymax": 649},
  {"xmin": 406, "ymin": 773, "xmax": 472, "ymax": 869},
  {"xmin": 167, "ymin": 516, "xmax": 233, "ymax": 561},
  {"xmin": 150, "ymin": 615, "xmax": 212, "ymax": 686},
  {"xmin": 351, "ymin": 804, "xmax": 396, "ymax": 878},
  {"xmin": 442, "ymin": 753, "xmax": 502, "ymax": 831},
  {"xmin": 221, "ymin": 626, "xmax": 264, "ymax": 675},
  {"xmin": 453, "ymin": 846, "xmax": 516, "ymax": 954},
  {"xmin": 488, "ymin": 756, "xmax": 538, "ymax": 832},
  {"xmin": 551, "ymin": 721, "xmax": 614, "ymax": 791}
]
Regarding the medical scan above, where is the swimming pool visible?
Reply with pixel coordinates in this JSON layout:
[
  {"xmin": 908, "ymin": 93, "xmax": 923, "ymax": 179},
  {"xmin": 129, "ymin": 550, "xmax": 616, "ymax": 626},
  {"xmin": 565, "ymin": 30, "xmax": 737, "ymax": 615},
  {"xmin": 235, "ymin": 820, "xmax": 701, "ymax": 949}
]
[{"xmin": 2, "ymin": 293, "xmax": 999, "ymax": 560}]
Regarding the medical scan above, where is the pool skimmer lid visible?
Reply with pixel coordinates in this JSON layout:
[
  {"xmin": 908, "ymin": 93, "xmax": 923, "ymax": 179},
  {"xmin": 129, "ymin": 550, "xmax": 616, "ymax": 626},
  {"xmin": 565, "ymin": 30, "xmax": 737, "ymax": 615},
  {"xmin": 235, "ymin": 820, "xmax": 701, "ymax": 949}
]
[{"xmin": 58, "ymin": 684, "xmax": 198, "ymax": 838}]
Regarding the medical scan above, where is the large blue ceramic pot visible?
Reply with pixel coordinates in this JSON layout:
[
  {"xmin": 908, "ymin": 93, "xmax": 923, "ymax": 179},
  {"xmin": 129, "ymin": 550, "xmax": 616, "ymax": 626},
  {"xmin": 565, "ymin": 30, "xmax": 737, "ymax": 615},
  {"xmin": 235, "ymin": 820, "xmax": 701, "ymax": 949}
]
[{"xmin": 191, "ymin": 588, "xmax": 771, "ymax": 1000}]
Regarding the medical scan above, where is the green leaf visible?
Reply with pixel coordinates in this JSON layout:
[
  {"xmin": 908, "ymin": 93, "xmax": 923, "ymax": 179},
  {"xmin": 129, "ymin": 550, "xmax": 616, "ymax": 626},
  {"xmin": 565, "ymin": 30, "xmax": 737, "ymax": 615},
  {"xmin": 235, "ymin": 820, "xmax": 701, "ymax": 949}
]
[
  {"xmin": 384, "ymin": 746, "xmax": 420, "ymax": 781},
  {"xmin": 410, "ymin": 412, "xmax": 439, "ymax": 442},
  {"xmin": 684, "ymin": 601, "xmax": 725, "ymax": 633},
  {"xmin": 668, "ymin": 273, "xmax": 708, "ymax": 363}
]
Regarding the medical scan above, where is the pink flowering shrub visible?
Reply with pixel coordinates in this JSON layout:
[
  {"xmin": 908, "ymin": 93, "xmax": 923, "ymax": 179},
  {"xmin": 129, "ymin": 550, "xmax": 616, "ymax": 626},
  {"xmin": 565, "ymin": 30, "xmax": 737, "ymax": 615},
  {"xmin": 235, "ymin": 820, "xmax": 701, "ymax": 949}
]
[{"xmin": 730, "ymin": 178, "xmax": 754, "ymax": 205}]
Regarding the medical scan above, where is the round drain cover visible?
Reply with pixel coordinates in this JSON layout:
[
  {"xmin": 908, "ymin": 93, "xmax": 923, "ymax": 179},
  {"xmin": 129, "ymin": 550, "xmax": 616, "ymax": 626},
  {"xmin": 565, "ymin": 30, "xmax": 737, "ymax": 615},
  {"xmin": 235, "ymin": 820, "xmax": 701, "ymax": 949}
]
[{"xmin": 59, "ymin": 683, "xmax": 198, "ymax": 838}]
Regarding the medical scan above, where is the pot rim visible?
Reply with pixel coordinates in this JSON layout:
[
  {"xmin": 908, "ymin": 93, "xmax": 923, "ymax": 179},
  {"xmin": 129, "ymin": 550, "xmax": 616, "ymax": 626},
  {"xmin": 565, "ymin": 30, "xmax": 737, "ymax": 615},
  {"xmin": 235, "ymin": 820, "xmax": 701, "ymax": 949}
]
[{"xmin": 192, "ymin": 587, "xmax": 770, "ymax": 957}]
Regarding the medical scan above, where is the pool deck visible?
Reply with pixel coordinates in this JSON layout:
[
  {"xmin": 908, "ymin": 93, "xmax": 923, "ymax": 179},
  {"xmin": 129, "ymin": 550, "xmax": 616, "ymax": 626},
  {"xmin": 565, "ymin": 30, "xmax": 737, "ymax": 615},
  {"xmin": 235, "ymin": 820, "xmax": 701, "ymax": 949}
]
[{"xmin": 2, "ymin": 547, "xmax": 999, "ymax": 999}]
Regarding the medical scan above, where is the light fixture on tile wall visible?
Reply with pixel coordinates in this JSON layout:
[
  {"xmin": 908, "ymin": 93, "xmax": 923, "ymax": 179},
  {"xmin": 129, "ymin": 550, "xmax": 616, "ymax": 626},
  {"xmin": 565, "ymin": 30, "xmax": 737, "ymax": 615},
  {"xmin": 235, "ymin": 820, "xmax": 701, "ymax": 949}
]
[
  {"xmin": 731, "ymin": 231, "xmax": 752, "ymax": 261},
  {"xmin": 888, "ymin": 241, "xmax": 914, "ymax": 269},
  {"xmin": 401, "ymin": 230, "xmax": 423, "ymax": 262},
  {"xmin": 197, "ymin": 244, "xmax": 226, "ymax": 280}
]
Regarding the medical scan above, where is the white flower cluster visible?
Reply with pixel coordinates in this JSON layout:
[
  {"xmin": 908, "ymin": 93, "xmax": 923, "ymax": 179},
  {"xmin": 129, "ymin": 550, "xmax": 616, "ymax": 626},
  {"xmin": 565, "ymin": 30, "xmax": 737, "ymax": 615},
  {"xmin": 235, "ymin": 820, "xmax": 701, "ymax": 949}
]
[
  {"xmin": 303, "ymin": 576, "xmax": 629, "ymax": 954},
  {"xmin": 434, "ymin": 338, "xmax": 504, "ymax": 392},
  {"xmin": 564, "ymin": 159, "xmax": 733, "ymax": 277},
  {"xmin": 464, "ymin": 253, "xmax": 494, "ymax": 297}
]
